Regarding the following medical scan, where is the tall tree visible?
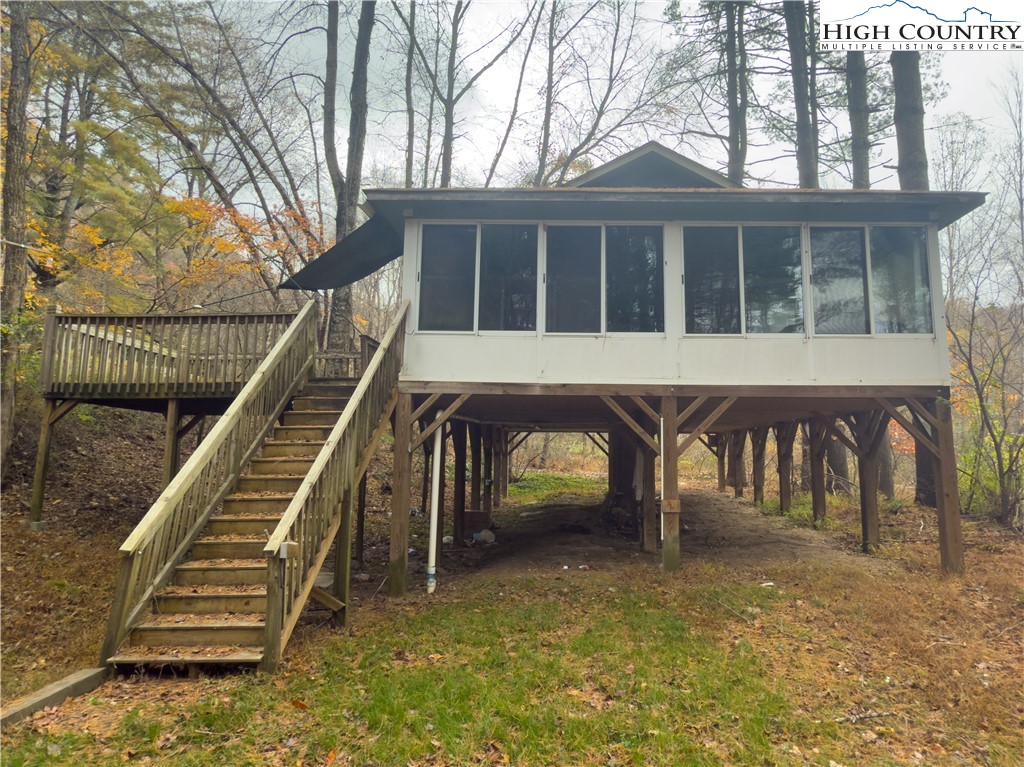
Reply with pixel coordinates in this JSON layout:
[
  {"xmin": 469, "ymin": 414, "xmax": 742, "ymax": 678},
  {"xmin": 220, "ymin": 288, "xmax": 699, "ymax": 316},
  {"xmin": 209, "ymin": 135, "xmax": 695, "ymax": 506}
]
[
  {"xmin": 325, "ymin": 0, "xmax": 377, "ymax": 350},
  {"xmin": 394, "ymin": 0, "xmax": 531, "ymax": 188},
  {"xmin": 783, "ymin": 0, "xmax": 817, "ymax": 188},
  {"xmin": 891, "ymin": 49, "xmax": 935, "ymax": 506},
  {"xmin": 723, "ymin": 1, "xmax": 749, "ymax": 185},
  {"xmin": 891, "ymin": 51, "xmax": 929, "ymax": 190},
  {"xmin": 846, "ymin": 51, "xmax": 870, "ymax": 189},
  {"xmin": 1, "ymin": 0, "xmax": 33, "ymax": 467}
]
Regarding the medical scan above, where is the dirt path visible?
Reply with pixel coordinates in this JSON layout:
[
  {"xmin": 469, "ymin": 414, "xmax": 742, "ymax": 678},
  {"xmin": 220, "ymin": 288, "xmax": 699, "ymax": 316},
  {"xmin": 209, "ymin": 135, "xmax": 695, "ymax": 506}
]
[{"xmin": 418, "ymin": 488, "xmax": 873, "ymax": 583}]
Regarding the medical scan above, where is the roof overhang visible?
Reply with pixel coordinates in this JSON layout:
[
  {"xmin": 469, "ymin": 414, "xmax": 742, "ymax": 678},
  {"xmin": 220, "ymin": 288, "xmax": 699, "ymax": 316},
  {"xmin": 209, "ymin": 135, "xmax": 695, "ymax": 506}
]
[{"xmin": 364, "ymin": 187, "xmax": 986, "ymax": 231}]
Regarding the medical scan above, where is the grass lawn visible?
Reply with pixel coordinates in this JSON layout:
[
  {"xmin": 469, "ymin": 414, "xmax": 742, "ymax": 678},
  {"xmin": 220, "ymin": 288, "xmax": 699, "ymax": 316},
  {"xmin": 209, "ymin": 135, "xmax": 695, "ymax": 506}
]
[{"xmin": 2, "ymin": 475, "xmax": 1021, "ymax": 766}]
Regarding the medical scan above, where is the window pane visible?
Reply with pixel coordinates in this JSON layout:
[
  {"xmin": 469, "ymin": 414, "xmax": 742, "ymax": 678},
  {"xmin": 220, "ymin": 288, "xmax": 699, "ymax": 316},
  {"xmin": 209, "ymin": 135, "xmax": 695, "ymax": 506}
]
[
  {"xmin": 606, "ymin": 226, "xmax": 664, "ymax": 332},
  {"xmin": 871, "ymin": 227, "xmax": 932, "ymax": 333},
  {"xmin": 810, "ymin": 227, "xmax": 869, "ymax": 334},
  {"xmin": 743, "ymin": 226, "xmax": 803, "ymax": 333},
  {"xmin": 479, "ymin": 224, "xmax": 537, "ymax": 331},
  {"xmin": 419, "ymin": 224, "xmax": 476, "ymax": 331},
  {"xmin": 546, "ymin": 226, "xmax": 601, "ymax": 333},
  {"xmin": 684, "ymin": 227, "xmax": 740, "ymax": 334}
]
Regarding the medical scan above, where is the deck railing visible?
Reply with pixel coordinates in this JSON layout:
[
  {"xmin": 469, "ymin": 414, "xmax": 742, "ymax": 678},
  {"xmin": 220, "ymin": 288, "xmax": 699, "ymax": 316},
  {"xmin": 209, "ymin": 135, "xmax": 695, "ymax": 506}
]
[
  {"xmin": 314, "ymin": 334, "xmax": 381, "ymax": 380},
  {"xmin": 40, "ymin": 308, "xmax": 298, "ymax": 399},
  {"xmin": 100, "ymin": 302, "xmax": 319, "ymax": 662},
  {"xmin": 262, "ymin": 301, "xmax": 409, "ymax": 670}
]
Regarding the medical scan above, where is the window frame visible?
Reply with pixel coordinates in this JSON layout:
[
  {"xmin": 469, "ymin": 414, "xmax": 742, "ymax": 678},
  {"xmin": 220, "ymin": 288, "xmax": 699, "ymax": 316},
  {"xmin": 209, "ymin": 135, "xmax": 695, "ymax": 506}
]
[
  {"xmin": 805, "ymin": 222, "xmax": 937, "ymax": 338},
  {"xmin": 415, "ymin": 220, "xmax": 541, "ymax": 336},
  {"xmin": 541, "ymin": 221, "xmax": 668, "ymax": 337}
]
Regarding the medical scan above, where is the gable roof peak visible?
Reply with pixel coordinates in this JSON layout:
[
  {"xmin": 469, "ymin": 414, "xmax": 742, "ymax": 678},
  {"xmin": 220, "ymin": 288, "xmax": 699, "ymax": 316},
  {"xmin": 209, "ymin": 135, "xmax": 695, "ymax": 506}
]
[{"xmin": 565, "ymin": 141, "xmax": 739, "ymax": 189}]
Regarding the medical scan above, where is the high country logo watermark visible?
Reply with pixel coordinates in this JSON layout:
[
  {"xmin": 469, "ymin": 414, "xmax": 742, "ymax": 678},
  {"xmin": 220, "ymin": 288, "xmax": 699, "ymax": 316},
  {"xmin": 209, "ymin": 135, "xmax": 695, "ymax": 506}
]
[{"xmin": 818, "ymin": 0, "xmax": 1021, "ymax": 51}]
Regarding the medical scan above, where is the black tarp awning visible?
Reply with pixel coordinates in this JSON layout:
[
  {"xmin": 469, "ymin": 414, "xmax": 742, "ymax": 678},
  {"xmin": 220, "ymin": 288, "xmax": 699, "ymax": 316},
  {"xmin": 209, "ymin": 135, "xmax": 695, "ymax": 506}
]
[{"xmin": 279, "ymin": 214, "xmax": 403, "ymax": 290}]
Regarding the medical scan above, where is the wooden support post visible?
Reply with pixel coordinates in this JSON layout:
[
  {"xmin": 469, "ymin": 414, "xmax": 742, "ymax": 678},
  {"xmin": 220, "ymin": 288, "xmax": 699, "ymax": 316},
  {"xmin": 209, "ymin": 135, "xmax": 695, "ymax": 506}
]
[
  {"xmin": 501, "ymin": 428, "xmax": 510, "ymax": 499},
  {"xmin": 607, "ymin": 427, "xmax": 639, "ymax": 516},
  {"xmin": 934, "ymin": 398, "xmax": 965, "ymax": 574},
  {"xmin": 728, "ymin": 430, "xmax": 747, "ymax": 498},
  {"xmin": 355, "ymin": 475, "xmax": 367, "ymax": 564},
  {"xmin": 469, "ymin": 423, "xmax": 482, "ymax": 511},
  {"xmin": 715, "ymin": 434, "xmax": 727, "ymax": 492},
  {"xmin": 809, "ymin": 417, "xmax": 830, "ymax": 526},
  {"xmin": 750, "ymin": 426, "xmax": 769, "ymax": 506},
  {"xmin": 491, "ymin": 428, "xmax": 501, "ymax": 510},
  {"xmin": 483, "ymin": 426, "xmax": 494, "ymax": 517},
  {"xmin": 453, "ymin": 420, "xmax": 467, "ymax": 545},
  {"xmin": 29, "ymin": 400, "xmax": 57, "ymax": 530},
  {"xmin": 333, "ymin": 487, "xmax": 353, "ymax": 624},
  {"xmin": 642, "ymin": 445, "xmax": 657, "ymax": 554},
  {"xmin": 844, "ymin": 411, "xmax": 890, "ymax": 554},
  {"xmin": 162, "ymin": 398, "xmax": 182, "ymax": 488},
  {"xmin": 660, "ymin": 396, "xmax": 681, "ymax": 571},
  {"xmin": 774, "ymin": 422, "xmax": 798, "ymax": 513},
  {"xmin": 388, "ymin": 392, "xmax": 413, "ymax": 596}
]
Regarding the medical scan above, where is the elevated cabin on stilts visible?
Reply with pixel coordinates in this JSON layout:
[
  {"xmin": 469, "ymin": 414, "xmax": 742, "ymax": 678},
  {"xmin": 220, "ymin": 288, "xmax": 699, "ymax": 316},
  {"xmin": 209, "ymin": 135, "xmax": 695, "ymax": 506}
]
[
  {"xmin": 29, "ymin": 142, "xmax": 985, "ymax": 673},
  {"xmin": 286, "ymin": 141, "xmax": 985, "ymax": 593}
]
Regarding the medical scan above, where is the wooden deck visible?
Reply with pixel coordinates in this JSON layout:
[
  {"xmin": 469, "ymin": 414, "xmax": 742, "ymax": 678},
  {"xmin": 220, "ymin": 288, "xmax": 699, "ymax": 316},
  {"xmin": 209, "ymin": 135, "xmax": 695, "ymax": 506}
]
[{"xmin": 30, "ymin": 305, "xmax": 378, "ymax": 525}]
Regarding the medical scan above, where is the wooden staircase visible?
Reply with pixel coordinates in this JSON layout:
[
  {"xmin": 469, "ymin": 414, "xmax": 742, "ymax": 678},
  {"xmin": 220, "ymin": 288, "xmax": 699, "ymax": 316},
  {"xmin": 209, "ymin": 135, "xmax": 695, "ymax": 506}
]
[{"xmin": 107, "ymin": 380, "xmax": 355, "ymax": 669}]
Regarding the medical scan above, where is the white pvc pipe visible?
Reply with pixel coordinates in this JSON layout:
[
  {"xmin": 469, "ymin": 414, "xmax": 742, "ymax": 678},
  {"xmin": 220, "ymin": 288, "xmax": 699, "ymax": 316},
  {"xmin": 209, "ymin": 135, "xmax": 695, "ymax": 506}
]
[
  {"xmin": 659, "ymin": 415, "xmax": 665, "ymax": 541},
  {"xmin": 426, "ymin": 409, "xmax": 444, "ymax": 594}
]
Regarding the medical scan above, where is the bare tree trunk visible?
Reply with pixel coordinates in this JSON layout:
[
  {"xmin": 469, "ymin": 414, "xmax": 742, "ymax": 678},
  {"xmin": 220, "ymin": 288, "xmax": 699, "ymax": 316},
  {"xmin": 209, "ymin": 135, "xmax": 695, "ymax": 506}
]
[
  {"xmin": 535, "ymin": 0, "xmax": 557, "ymax": 186},
  {"xmin": 846, "ymin": 51, "xmax": 870, "ymax": 189},
  {"xmin": 891, "ymin": 51, "xmax": 930, "ymax": 190},
  {"xmin": 826, "ymin": 438, "xmax": 852, "ymax": 496},
  {"xmin": 1, "ymin": 1, "xmax": 33, "ymax": 468},
  {"xmin": 878, "ymin": 431, "xmax": 895, "ymax": 499},
  {"xmin": 892, "ymin": 50, "xmax": 935, "ymax": 503},
  {"xmin": 438, "ymin": 0, "xmax": 462, "ymax": 188},
  {"xmin": 784, "ymin": 1, "xmax": 817, "ymax": 188},
  {"xmin": 404, "ymin": 1, "xmax": 416, "ymax": 188},
  {"xmin": 326, "ymin": 1, "xmax": 376, "ymax": 353},
  {"xmin": 342, "ymin": 1, "xmax": 376, "ymax": 234},
  {"xmin": 724, "ymin": 2, "xmax": 748, "ymax": 185}
]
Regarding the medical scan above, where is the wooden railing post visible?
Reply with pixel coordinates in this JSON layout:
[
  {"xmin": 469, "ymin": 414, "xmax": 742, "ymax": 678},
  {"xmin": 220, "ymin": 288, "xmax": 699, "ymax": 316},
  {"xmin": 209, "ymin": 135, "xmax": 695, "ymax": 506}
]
[
  {"xmin": 39, "ymin": 305, "xmax": 58, "ymax": 394},
  {"xmin": 262, "ymin": 555, "xmax": 286, "ymax": 673}
]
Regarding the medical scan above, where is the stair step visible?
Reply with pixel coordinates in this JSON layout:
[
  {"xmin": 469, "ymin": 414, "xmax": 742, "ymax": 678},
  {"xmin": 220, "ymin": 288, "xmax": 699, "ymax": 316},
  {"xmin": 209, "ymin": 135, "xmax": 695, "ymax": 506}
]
[
  {"xmin": 207, "ymin": 516, "xmax": 283, "ymax": 535},
  {"xmin": 304, "ymin": 381, "xmax": 358, "ymax": 397},
  {"xmin": 108, "ymin": 646, "xmax": 264, "ymax": 667},
  {"xmin": 156, "ymin": 591, "xmax": 267, "ymax": 614},
  {"xmin": 281, "ymin": 410, "xmax": 344, "ymax": 427},
  {"xmin": 174, "ymin": 560, "xmax": 266, "ymax": 586},
  {"xmin": 128, "ymin": 616, "xmax": 264, "ymax": 647},
  {"xmin": 222, "ymin": 495, "xmax": 294, "ymax": 516},
  {"xmin": 249, "ymin": 457, "xmax": 315, "ymax": 475},
  {"xmin": 191, "ymin": 538, "xmax": 267, "ymax": 560},
  {"xmin": 237, "ymin": 474, "xmax": 305, "ymax": 493},
  {"xmin": 291, "ymin": 396, "xmax": 350, "ymax": 411},
  {"xmin": 273, "ymin": 425, "xmax": 333, "ymax": 441},
  {"xmin": 261, "ymin": 440, "xmax": 326, "ymax": 458}
]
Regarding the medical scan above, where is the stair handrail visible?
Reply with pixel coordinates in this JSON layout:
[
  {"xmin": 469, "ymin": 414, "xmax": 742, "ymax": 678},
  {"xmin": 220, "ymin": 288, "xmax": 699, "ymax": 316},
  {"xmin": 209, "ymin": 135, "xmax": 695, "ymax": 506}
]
[
  {"xmin": 262, "ymin": 300, "xmax": 410, "ymax": 671},
  {"xmin": 100, "ymin": 300, "xmax": 319, "ymax": 662}
]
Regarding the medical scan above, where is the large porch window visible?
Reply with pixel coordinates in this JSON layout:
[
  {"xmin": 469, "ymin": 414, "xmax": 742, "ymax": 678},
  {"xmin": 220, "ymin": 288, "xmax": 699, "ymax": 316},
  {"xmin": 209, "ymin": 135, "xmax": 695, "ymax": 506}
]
[
  {"xmin": 479, "ymin": 224, "xmax": 538, "ymax": 331},
  {"xmin": 684, "ymin": 227, "xmax": 741, "ymax": 334},
  {"xmin": 419, "ymin": 223, "xmax": 539, "ymax": 332},
  {"xmin": 810, "ymin": 227, "xmax": 870, "ymax": 334},
  {"xmin": 545, "ymin": 225, "xmax": 665, "ymax": 334},
  {"xmin": 870, "ymin": 226, "xmax": 932, "ymax": 333},
  {"xmin": 606, "ymin": 225, "xmax": 665, "ymax": 332},
  {"xmin": 545, "ymin": 226, "xmax": 602, "ymax": 333},
  {"xmin": 419, "ymin": 224, "xmax": 477, "ymax": 331},
  {"xmin": 743, "ymin": 226, "xmax": 803, "ymax": 333}
]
